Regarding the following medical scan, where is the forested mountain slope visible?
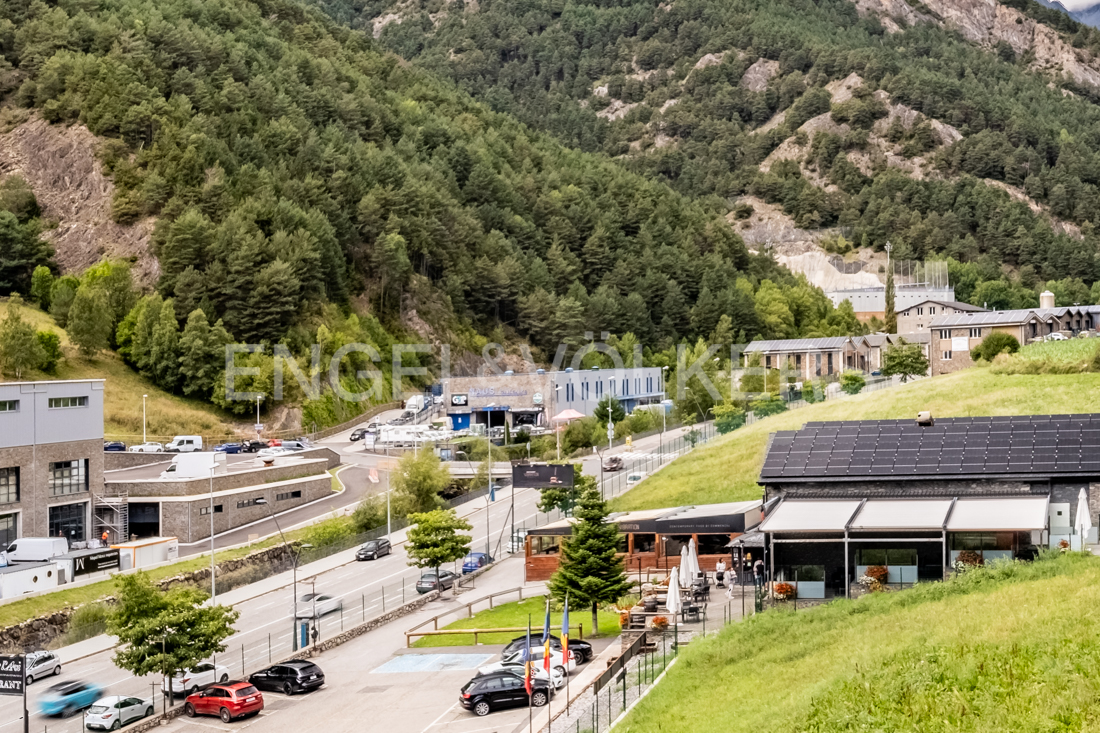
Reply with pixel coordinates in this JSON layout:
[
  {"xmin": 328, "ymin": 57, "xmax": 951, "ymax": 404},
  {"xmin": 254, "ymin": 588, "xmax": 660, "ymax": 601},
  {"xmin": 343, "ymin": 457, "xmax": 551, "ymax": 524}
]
[{"xmin": 335, "ymin": 0, "xmax": 1100, "ymax": 307}]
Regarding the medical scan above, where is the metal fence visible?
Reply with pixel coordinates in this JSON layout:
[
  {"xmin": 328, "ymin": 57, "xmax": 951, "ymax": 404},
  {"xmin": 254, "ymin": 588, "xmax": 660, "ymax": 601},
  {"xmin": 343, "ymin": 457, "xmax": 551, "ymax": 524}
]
[{"xmin": 597, "ymin": 422, "xmax": 716, "ymax": 500}]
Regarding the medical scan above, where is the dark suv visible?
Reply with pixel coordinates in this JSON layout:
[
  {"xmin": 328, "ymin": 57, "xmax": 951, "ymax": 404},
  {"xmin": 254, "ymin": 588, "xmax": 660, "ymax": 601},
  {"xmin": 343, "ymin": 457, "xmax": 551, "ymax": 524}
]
[
  {"xmin": 248, "ymin": 661, "xmax": 325, "ymax": 695},
  {"xmin": 502, "ymin": 634, "xmax": 594, "ymax": 664},
  {"xmin": 460, "ymin": 670, "xmax": 551, "ymax": 716},
  {"xmin": 356, "ymin": 538, "xmax": 392, "ymax": 561}
]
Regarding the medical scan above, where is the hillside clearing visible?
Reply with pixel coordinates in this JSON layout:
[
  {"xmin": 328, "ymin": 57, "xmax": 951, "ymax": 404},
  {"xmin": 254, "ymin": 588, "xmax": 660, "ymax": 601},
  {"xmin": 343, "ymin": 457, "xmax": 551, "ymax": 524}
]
[{"xmin": 611, "ymin": 369, "xmax": 1100, "ymax": 511}]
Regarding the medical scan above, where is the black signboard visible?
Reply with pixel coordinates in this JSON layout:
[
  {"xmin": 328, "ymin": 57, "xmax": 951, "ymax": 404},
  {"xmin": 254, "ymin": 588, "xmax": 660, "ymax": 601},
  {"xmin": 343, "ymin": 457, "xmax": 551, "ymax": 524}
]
[
  {"xmin": 73, "ymin": 549, "xmax": 120, "ymax": 576},
  {"xmin": 450, "ymin": 394, "xmax": 468, "ymax": 407},
  {"xmin": 0, "ymin": 655, "xmax": 24, "ymax": 696},
  {"xmin": 512, "ymin": 464, "xmax": 575, "ymax": 488}
]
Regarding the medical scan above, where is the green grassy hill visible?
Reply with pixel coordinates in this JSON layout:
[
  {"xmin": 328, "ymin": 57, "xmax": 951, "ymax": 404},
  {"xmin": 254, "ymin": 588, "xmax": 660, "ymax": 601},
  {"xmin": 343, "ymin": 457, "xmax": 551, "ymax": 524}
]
[
  {"xmin": 619, "ymin": 553, "xmax": 1100, "ymax": 733},
  {"xmin": 612, "ymin": 369, "xmax": 1100, "ymax": 511}
]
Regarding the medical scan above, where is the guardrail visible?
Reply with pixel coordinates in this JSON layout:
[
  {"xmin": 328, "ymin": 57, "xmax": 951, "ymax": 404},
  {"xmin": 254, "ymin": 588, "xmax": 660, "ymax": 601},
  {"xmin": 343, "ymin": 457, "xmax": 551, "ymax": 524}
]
[{"xmin": 405, "ymin": 585, "xmax": 529, "ymax": 646}]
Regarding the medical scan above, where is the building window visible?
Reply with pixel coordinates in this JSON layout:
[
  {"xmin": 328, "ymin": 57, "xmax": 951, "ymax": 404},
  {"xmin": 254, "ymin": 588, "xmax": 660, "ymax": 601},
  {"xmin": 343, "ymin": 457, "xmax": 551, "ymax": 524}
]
[
  {"xmin": 0, "ymin": 513, "xmax": 15, "ymax": 547},
  {"xmin": 622, "ymin": 379, "xmax": 628, "ymax": 396},
  {"xmin": 929, "ymin": 307, "xmax": 936, "ymax": 314},
  {"xmin": 0, "ymin": 400, "xmax": 19, "ymax": 412},
  {"xmin": 582, "ymin": 382, "xmax": 589, "ymax": 401},
  {"xmin": 237, "ymin": 498, "xmax": 261, "ymax": 509},
  {"xmin": 0, "ymin": 468, "xmax": 18, "ymax": 504},
  {"xmin": 635, "ymin": 378, "xmax": 640, "ymax": 394},
  {"xmin": 939, "ymin": 329, "xmax": 950, "ymax": 339},
  {"xmin": 917, "ymin": 307, "xmax": 924, "ymax": 316},
  {"xmin": 49, "ymin": 460, "xmax": 88, "ymax": 496},
  {"xmin": 827, "ymin": 353, "xmax": 834, "ymax": 374},
  {"xmin": 815, "ymin": 353, "xmax": 821, "ymax": 376},
  {"xmin": 199, "ymin": 505, "xmax": 224, "ymax": 515},
  {"xmin": 795, "ymin": 354, "xmax": 802, "ymax": 369},
  {"xmin": 48, "ymin": 502, "xmax": 86, "ymax": 541},
  {"xmin": 48, "ymin": 396, "xmax": 88, "ymax": 409},
  {"xmin": 276, "ymin": 490, "xmax": 303, "ymax": 501},
  {"xmin": 968, "ymin": 328, "xmax": 980, "ymax": 338},
  {"xmin": 610, "ymin": 380, "xmax": 616, "ymax": 396},
  {"xmin": 942, "ymin": 351, "xmax": 952, "ymax": 361}
]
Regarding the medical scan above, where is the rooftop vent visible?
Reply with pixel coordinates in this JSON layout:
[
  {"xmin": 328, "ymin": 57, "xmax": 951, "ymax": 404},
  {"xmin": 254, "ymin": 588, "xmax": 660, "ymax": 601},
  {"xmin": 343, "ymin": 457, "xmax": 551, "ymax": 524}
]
[
  {"xmin": 536, "ymin": 368, "xmax": 546, "ymax": 375},
  {"xmin": 916, "ymin": 411, "xmax": 934, "ymax": 427}
]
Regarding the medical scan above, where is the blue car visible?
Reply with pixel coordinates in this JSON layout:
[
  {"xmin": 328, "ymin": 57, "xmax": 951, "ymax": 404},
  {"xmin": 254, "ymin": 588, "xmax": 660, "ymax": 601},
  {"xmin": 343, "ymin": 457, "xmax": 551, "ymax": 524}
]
[
  {"xmin": 214, "ymin": 442, "xmax": 242, "ymax": 454},
  {"xmin": 462, "ymin": 552, "xmax": 494, "ymax": 574},
  {"xmin": 38, "ymin": 680, "xmax": 103, "ymax": 717}
]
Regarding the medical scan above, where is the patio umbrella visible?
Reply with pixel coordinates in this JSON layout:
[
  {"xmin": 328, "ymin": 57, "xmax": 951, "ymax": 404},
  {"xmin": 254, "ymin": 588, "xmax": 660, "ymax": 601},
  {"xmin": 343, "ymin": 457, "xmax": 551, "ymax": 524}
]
[
  {"xmin": 665, "ymin": 567, "xmax": 682, "ymax": 616},
  {"xmin": 687, "ymin": 537, "xmax": 702, "ymax": 579},
  {"xmin": 1076, "ymin": 487, "xmax": 1093, "ymax": 544},
  {"xmin": 552, "ymin": 409, "xmax": 585, "ymax": 422},
  {"xmin": 679, "ymin": 546, "xmax": 693, "ymax": 589}
]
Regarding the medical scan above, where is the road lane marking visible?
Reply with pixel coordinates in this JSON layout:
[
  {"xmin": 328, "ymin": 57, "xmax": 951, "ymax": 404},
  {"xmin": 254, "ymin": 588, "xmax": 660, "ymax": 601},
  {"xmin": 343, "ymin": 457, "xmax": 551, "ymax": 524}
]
[{"xmin": 420, "ymin": 702, "xmax": 459, "ymax": 732}]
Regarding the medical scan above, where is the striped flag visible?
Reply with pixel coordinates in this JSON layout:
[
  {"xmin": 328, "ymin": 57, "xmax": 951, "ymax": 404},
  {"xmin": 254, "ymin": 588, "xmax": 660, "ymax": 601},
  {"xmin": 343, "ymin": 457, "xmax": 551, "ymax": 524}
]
[
  {"xmin": 561, "ymin": 595, "xmax": 570, "ymax": 661},
  {"xmin": 542, "ymin": 596, "xmax": 552, "ymax": 672},
  {"xmin": 524, "ymin": 618, "xmax": 533, "ymax": 696}
]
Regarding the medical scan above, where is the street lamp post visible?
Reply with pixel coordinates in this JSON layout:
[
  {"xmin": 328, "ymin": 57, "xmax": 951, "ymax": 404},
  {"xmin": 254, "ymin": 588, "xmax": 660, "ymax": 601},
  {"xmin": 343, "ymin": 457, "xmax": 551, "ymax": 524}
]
[
  {"xmin": 255, "ymin": 498, "xmax": 310, "ymax": 651},
  {"xmin": 142, "ymin": 394, "xmax": 148, "ymax": 444},
  {"xmin": 553, "ymin": 385, "xmax": 561, "ymax": 460},
  {"xmin": 209, "ymin": 464, "xmax": 216, "ymax": 604}
]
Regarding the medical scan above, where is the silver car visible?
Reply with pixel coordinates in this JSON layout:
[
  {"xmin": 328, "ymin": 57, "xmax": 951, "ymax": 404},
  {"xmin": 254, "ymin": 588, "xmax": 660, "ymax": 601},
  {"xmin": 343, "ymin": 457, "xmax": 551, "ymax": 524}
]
[
  {"xmin": 25, "ymin": 650, "xmax": 60, "ymax": 683},
  {"xmin": 162, "ymin": 662, "xmax": 230, "ymax": 696},
  {"xmin": 293, "ymin": 593, "xmax": 343, "ymax": 619},
  {"xmin": 84, "ymin": 695, "xmax": 155, "ymax": 730},
  {"xmin": 128, "ymin": 442, "xmax": 164, "ymax": 453}
]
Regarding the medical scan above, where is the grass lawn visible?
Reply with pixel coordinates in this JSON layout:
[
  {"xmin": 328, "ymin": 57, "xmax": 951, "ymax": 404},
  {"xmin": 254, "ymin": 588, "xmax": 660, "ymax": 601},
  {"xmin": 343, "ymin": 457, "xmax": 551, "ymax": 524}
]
[
  {"xmin": 411, "ymin": 596, "xmax": 621, "ymax": 647},
  {"xmin": 619, "ymin": 553, "xmax": 1100, "ymax": 733},
  {"xmin": 611, "ymin": 369, "xmax": 1100, "ymax": 512}
]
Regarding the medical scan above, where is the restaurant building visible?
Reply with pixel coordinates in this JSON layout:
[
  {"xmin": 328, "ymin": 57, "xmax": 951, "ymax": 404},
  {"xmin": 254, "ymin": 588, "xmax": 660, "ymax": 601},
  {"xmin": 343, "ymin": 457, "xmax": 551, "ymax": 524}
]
[
  {"xmin": 757, "ymin": 413, "xmax": 1100, "ymax": 598},
  {"xmin": 523, "ymin": 501, "xmax": 761, "ymax": 582}
]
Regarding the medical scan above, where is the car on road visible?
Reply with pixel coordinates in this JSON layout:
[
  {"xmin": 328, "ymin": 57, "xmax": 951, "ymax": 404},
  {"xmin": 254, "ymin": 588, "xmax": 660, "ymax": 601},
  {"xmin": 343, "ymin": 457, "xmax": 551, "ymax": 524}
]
[
  {"xmin": 84, "ymin": 695, "xmax": 155, "ymax": 730},
  {"xmin": 293, "ymin": 593, "xmax": 343, "ymax": 619},
  {"xmin": 280, "ymin": 440, "xmax": 309, "ymax": 451},
  {"xmin": 128, "ymin": 442, "xmax": 164, "ymax": 453},
  {"xmin": 214, "ymin": 442, "xmax": 243, "ymax": 454},
  {"xmin": 602, "ymin": 455, "xmax": 624, "ymax": 471},
  {"xmin": 103, "ymin": 441, "xmax": 126, "ymax": 452},
  {"xmin": 462, "ymin": 552, "xmax": 493, "ymax": 574},
  {"xmin": 356, "ymin": 538, "xmax": 391, "ymax": 561},
  {"xmin": 349, "ymin": 428, "xmax": 367, "ymax": 441},
  {"xmin": 1047, "ymin": 332, "xmax": 1070, "ymax": 341},
  {"xmin": 25, "ymin": 650, "xmax": 61, "ymax": 682},
  {"xmin": 416, "ymin": 569, "xmax": 458, "ymax": 593},
  {"xmin": 163, "ymin": 662, "xmax": 230, "ymax": 697},
  {"xmin": 38, "ymin": 680, "xmax": 103, "ymax": 717},
  {"xmin": 500, "ymin": 646, "xmax": 576, "ymax": 676},
  {"xmin": 248, "ymin": 660, "xmax": 325, "ymax": 696},
  {"xmin": 240, "ymin": 440, "xmax": 267, "ymax": 453},
  {"xmin": 477, "ymin": 661, "xmax": 564, "ymax": 690},
  {"xmin": 183, "ymin": 681, "xmax": 263, "ymax": 723},
  {"xmin": 502, "ymin": 634, "xmax": 594, "ymax": 664},
  {"xmin": 459, "ymin": 670, "xmax": 552, "ymax": 716}
]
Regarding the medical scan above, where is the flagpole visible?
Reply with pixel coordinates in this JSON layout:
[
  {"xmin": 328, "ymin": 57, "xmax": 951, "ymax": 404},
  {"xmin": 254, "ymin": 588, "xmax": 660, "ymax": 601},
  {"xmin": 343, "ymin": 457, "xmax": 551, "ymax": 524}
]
[
  {"xmin": 528, "ymin": 614, "xmax": 534, "ymax": 733},
  {"xmin": 563, "ymin": 594, "xmax": 571, "ymax": 715}
]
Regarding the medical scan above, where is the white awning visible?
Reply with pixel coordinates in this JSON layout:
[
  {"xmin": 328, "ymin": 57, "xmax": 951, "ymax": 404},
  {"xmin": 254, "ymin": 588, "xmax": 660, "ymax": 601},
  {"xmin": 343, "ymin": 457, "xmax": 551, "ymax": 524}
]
[
  {"xmin": 849, "ymin": 499, "xmax": 953, "ymax": 530},
  {"xmin": 759, "ymin": 500, "xmax": 862, "ymax": 533},
  {"xmin": 946, "ymin": 497, "xmax": 1049, "ymax": 531}
]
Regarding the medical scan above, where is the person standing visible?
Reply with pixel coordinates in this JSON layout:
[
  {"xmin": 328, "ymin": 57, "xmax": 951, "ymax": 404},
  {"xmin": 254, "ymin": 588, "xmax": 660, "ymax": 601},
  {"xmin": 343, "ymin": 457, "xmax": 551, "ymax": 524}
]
[
  {"xmin": 715, "ymin": 559, "xmax": 726, "ymax": 588},
  {"xmin": 753, "ymin": 558, "xmax": 764, "ymax": 587}
]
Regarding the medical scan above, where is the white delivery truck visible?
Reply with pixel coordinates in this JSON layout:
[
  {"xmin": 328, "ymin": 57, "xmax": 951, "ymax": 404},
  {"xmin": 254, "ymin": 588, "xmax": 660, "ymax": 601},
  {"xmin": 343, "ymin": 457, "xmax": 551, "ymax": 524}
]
[
  {"xmin": 2, "ymin": 537, "xmax": 69, "ymax": 564},
  {"xmin": 160, "ymin": 452, "xmax": 226, "ymax": 479},
  {"xmin": 404, "ymin": 395, "xmax": 426, "ymax": 414},
  {"xmin": 166, "ymin": 435, "xmax": 204, "ymax": 452}
]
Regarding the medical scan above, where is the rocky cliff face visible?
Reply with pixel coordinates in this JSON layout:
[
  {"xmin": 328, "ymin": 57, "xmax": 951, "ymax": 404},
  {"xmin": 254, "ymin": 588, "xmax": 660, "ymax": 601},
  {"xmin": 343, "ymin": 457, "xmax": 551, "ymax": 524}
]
[
  {"xmin": 853, "ymin": 0, "xmax": 1100, "ymax": 90},
  {"xmin": 0, "ymin": 114, "xmax": 158, "ymax": 285}
]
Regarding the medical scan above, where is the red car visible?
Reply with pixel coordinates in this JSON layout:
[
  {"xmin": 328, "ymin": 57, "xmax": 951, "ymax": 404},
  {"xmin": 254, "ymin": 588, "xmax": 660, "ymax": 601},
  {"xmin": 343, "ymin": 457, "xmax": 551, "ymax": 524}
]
[{"xmin": 183, "ymin": 682, "xmax": 263, "ymax": 723}]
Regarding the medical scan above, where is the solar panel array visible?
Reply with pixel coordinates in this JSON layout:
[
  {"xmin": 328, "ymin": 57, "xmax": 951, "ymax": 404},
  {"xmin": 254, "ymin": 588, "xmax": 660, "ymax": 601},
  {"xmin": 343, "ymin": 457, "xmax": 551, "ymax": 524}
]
[{"xmin": 760, "ymin": 414, "xmax": 1100, "ymax": 482}]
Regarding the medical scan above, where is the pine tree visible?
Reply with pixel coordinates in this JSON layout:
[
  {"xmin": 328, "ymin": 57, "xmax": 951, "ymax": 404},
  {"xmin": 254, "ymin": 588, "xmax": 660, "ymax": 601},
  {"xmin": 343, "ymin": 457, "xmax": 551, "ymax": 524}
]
[
  {"xmin": 885, "ymin": 267, "xmax": 897, "ymax": 334},
  {"xmin": 150, "ymin": 300, "xmax": 182, "ymax": 390},
  {"xmin": 548, "ymin": 486, "xmax": 631, "ymax": 637},
  {"xmin": 48, "ymin": 276, "xmax": 79, "ymax": 328},
  {"xmin": 36, "ymin": 331, "xmax": 62, "ymax": 373},
  {"xmin": 30, "ymin": 266, "xmax": 53, "ymax": 310},
  {"xmin": 0, "ymin": 295, "xmax": 45, "ymax": 378},
  {"xmin": 178, "ymin": 309, "xmax": 230, "ymax": 398},
  {"xmin": 66, "ymin": 286, "xmax": 112, "ymax": 357}
]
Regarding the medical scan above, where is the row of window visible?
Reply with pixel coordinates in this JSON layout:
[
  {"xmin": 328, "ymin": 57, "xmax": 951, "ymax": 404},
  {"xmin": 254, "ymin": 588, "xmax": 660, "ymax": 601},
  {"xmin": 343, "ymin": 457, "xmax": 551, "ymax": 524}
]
[
  {"xmin": 0, "ymin": 503, "xmax": 90, "ymax": 544},
  {"xmin": 563, "ymin": 376, "xmax": 658, "ymax": 403},
  {"xmin": 938, "ymin": 329, "xmax": 982, "ymax": 339},
  {"xmin": 0, "ymin": 396, "xmax": 89, "ymax": 413},
  {"xmin": 0, "ymin": 460, "xmax": 90, "ymax": 503}
]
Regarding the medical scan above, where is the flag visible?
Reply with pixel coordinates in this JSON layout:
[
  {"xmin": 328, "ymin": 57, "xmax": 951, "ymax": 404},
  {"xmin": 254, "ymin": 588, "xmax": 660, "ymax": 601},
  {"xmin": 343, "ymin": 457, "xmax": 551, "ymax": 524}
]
[
  {"xmin": 561, "ymin": 595, "xmax": 570, "ymax": 661},
  {"xmin": 524, "ymin": 617, "xmax": 533, "ymax": 696},
  {"xmin": 542, "ymin": 596, "xmax": 552, "ymax": 672}
]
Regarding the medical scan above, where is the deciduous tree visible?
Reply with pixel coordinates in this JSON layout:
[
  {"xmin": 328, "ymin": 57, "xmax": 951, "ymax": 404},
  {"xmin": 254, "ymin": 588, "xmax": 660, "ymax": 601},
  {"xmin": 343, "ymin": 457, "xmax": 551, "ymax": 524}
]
[{"xmin": 405, "ymin": 509, "xmax": 472, "ymax": 596}]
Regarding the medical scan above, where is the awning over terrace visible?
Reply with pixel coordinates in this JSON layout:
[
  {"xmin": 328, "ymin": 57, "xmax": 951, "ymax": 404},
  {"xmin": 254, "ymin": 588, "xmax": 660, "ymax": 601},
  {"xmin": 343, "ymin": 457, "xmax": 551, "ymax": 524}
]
[{"xmin": 761, "ymin": 496, "xmax": 1050, "ymax": 533}]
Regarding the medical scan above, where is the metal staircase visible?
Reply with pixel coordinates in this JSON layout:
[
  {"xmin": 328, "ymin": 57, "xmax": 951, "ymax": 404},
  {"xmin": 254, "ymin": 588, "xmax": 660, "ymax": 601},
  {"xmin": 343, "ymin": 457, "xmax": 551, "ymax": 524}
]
[{"xmin": 93, "ymin": 490, "xmax": 129, "ymax": 545}]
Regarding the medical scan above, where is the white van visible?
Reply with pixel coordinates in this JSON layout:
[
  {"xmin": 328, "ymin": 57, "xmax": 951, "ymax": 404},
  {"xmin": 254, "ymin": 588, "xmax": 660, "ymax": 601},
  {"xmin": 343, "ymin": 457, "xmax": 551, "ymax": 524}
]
[
  {"xmin": 3, "ymin": 537, "xmax": 69, "ymax": 563},
  {"xmin": 166, "ymin": 436, "xmax": 203, "ymax": 453},
  {"xmin": 160, "ymin": 452, "xmax": 224, "ymax": 479}
]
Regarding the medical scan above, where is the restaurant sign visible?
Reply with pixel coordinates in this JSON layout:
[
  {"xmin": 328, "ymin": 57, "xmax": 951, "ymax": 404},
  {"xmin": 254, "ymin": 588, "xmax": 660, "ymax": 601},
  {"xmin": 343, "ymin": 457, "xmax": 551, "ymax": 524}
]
[{"xmin": 0, "ymin": 655, "xmax": 24, "ymax": 696}]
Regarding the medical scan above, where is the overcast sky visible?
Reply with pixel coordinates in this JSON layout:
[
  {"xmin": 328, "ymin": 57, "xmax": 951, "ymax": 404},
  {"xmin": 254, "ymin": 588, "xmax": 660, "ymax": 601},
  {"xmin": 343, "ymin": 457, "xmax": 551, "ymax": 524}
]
[{"xmin": 1058, "ymin": 0, "xmax": 1099, "ymax": 9}]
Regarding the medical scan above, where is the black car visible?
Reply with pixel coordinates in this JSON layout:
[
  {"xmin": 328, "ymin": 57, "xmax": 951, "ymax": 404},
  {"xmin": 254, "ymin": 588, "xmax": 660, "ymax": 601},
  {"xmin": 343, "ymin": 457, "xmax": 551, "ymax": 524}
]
[
  {"xmin": 356, "ymin": 538, "xmax": 392, "ymax": 561},
  {"xmin": 240, "ymin": 440, "xmax": 268, "ymax": 453},
  {"xmin": 416, "ymin": 569, "xmax": 458, "ymax": 594},
  {"xmin": 459, "ymin": 670, "xmax": 551, "ymax": 717},
  {"xmin": 502, "ymin": 634, "xmax": 594, "ymax": 664},
  {"xmin": 349, "ymin": 428, "xmax": 366, "ymax": 442},
  {"xmin": 248, "ymin": 661, "xmax": 324, "ymax": 696},
  {"xmin": 103, "ymin": 441, "xmax": 126, "ymax": 452}
]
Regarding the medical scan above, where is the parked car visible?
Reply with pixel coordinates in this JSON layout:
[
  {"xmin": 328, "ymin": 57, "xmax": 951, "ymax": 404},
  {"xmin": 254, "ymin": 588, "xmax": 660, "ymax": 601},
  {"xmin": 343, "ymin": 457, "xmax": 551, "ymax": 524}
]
[
  {"xmin": 38, "ymin": 680, "xmax": 103, "ymax": 717},
  {"xmin": 257, "ymin": 446, "xmax": 294, "ymax": 457},
  {"xmin": 163, "ymin": 663, "xmax": 230, "ymax": 697},
  {"xmin": 602, "ymin": 455, "xmax": 624, "ymax": 471},
  {"xmin": 502, "ymin": 634, "xmax": 594, "ymax": 664},
  {"xmin": 280, "ymin": 440, "xmax": 309, "ymax": 451},
  {"xmin": 293, "ymin": 593, "xmax": 342, "ymax": 619},
  {"xmin": 1047, "ymin": 332, "xmax": 1069, "ymax": 341},
  {"xmin": 248, "ymin": 660, "xmax": 325, "ymax": 696},
  {"xmin": 508, "ymin": 529, "xmax": 529, "ymax": 554},
  {"xmin": 25, "ymin": 650, "xmax": 61, "ymax": 682},
  {"xmin": 500, "ymin": 646, "xmax": 576, "ymax": 676},
  {"xmin": 103, "ymin": 441, "xmax": 126, "ymax": 452},
  {"xmin": 349, "ymin": 428, "xmax": 367, "ymax": 441},
  {"xmin": 356, "ymin": 538, "xmax": 391, "ymax": 561},
  {"xmin": 416, "ymin": 569, "xmax": 458, "ymax": 594},
  {"xmin": 477, "ymin": 661, "xmax": 564, "ymax": 690},
  {"xmin": 128, "ymin": 442, "xmax": 164, "ymax": 453},
  {"xmin": 459, "ymin": 670, "xmax": 551, "ymax": 716},
  {"xmin": 462, "ymin": 552, "xmax": 493, "ymax": 574},
  {"xmin": 214, "ymin": 442, "xmax": 243, "ymax": 454},
  {"xmin": 240, "ymin": 440, "xmax": 267, "ymax": 453},
  {"xmin": 183, "ymin": 682, "xmax": 263, "ymax": 723},
  {"xmin": 266, "ymin": 439, "xmax": 283, "ymax": 447},
  {"xmin": 84, "ymin": 695, "xmax": 155, "ymax": 730}
]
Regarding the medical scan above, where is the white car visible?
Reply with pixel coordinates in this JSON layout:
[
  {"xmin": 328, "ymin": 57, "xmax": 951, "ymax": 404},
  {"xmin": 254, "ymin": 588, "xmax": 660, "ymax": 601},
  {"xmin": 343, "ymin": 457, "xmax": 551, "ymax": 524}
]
[
  {"xmin": 478, "ymin": 661, "xmax": 565, "ymax": 689},
  {"xmin": 500, "ymin": 647, "xmax": 576, "ymax": 676},
  {"xmin": 128, "ymin": 442, "xmax": 164, "ymax": 453},
  {"xmin": 257, "ymin": 446, "xmax": 294, "ymax": 457},
  {"xmin": 25, "ymin": 650, "xmax": 60, "ymax": 683},
  {"xmin": 84, "ymin": 695, "xmax": 155, "ymax": 730},
  {"xmin": 293, "ymin": 593, "xmax": 343, "ymax": 619},
  {"xmin": 162, "ymin": 663, "xmax": 230, "ymax": 696},
  {"xmin": 1047, "ymin": 332, "xmax": 1069, "ymax": 341}
]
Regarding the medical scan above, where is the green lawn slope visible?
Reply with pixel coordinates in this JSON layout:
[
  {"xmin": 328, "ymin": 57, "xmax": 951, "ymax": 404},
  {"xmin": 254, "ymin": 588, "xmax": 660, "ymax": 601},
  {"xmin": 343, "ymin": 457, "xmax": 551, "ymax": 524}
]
[
  {"xmin": 411, "ymin": 596, "xmax": 620, "ymax": 648},
  {"xmin": 619, "ymin": 553, "xmax": 1100, "ymax": 733},
  {"xmin": 612, "ymin": 370, "xmax": 1100, "ymax": 512}
]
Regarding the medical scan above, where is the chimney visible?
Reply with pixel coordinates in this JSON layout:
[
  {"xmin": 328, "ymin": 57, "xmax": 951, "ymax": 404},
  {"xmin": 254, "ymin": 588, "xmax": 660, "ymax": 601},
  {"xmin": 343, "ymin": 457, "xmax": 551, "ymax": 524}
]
[
  {"xmin": 916, "ymin": 411, "xmax": 934, "ymax": 426},
  {"xmin": 1040, "ymin": 290, "xmax": 1055, "ymax": 309}
]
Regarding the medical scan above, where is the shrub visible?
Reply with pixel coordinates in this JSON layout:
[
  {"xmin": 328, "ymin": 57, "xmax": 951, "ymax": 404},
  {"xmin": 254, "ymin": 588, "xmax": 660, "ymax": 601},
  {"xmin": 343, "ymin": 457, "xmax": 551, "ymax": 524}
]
[
  {"xmin": 36, "ymin": 331, "xmax": 62, "ymax": 372},
  {"xmin": 619, "ymin": 611, "xmax": 630, "ymax": 627},
  {"xmin": 839, "ymin": 370, "xmax": 866, "ymax": 395},
  {"xmin": 750, "ymin": 394, "xmax": 787, "ymax": 418},
  {"xmin": 713, "ymin": 403, "xmax": 746, "ymax": 434},
  {"xmin": 973, "ymin": 332, "xmax": 1020, "ymax": 361},
  {"xmin": 773, "ymin": 582, "xmax": 795, "ymax": 600},
  {"xmin": 214, "ymin": 563, "xmax": 268, "ymax": 595}
]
